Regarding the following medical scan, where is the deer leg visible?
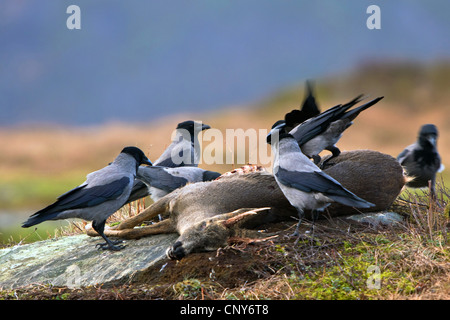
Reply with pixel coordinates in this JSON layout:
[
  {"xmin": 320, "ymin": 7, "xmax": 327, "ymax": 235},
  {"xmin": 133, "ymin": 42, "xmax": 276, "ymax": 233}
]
[
  {"xmin": 86, "ymin": 219, "xmax": 176, "ymax": 239},
  {"xmin": 312, "ymin": 155, "xmax": 322, "ymax": 165},
  {"xmin": 115, "ymin": 201, "xmax": 167, "ymax": 230}
]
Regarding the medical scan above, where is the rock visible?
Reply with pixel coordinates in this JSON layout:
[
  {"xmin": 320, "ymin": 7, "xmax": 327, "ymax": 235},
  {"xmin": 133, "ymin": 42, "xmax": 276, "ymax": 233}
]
[
  {"xmin": 345, "ymin": 211, "xmax": 404, "ymax": 227},
  {"xmin": 0, "ymin": 233, "xmax": 178, "ymax": 289}
]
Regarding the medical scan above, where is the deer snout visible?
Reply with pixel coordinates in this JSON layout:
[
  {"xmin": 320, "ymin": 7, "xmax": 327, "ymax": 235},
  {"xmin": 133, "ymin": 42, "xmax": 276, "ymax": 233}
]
[{"xmin": 166, "ymin": 241, "xmax": 186, "ymax": 260}]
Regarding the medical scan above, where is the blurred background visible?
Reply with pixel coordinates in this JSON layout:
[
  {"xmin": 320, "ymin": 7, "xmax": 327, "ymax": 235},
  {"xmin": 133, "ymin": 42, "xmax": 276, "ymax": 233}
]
[{"xmin": 1, "ymin": 0, "xmax": 449, "ymax": 243}]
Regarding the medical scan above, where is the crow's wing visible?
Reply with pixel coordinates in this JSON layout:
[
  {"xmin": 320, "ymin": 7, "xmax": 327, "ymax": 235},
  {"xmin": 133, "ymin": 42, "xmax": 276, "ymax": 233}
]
[
  {"xmin": 341, "ymin": 97, "xmax": 384, "ymax": 122},
  {"xmin": 154, "ymin": 141, "xmax": 196, "ymax": 167},
  {"xmin": 154, "ymin": 149, "xmax": 187, "ymax": 167},
  {"xmin": 290, "ymin": 95, "xmax": 364, "ymax": 146},
  {"xmin": 274, "ymin": 166, "xmax": 373, "ymax": 208},
  {"xmin": 23, "ymin": 177, "xmax": 130, "ymax": 227},
  {"xmin": 137, "ymin": 166, "xmax": 189, "ymax": 192},
  {"xmin": 397, "ymin": 144, "xmax": 415, "ymax": 165}
]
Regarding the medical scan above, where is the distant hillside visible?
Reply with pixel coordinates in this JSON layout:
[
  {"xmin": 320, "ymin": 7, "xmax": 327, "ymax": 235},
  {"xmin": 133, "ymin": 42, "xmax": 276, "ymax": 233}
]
[{"xmin": 257, "ymin": 60, "xmax": 450, "ymax": 115}]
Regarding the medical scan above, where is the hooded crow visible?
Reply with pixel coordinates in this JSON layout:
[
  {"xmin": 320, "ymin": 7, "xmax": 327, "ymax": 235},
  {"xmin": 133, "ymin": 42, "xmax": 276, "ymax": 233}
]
[
  {"xmin": 267, "ymin": 124, "xmax": 374, "ymax": 236},
  {"xmin": 126, "ymin": 120, "xmax": 211, "ymax": 203},
  {"xmin": 278, "ymin": 82, "xmax": 383, "ymax": 165},
  {"xmin": 130, "ymin": 166, "xmax": 221, "ymax": 203},
  {"xmin": 22, "ymin": 146, "xmax": 153, "ymax": 251},
  {"xmin": 296, "ymin": 96, "xmax": 384, "ymax": 165},
  {"xmin": 397, "ymin": 124, "xmax": 444, "ymax": 196},
  {"xmin": 154, "ymin": 120, "xmax": 211, "ymax": 167}
]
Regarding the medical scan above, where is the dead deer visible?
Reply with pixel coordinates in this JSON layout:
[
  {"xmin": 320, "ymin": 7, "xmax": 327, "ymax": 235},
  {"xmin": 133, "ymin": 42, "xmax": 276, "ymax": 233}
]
[{"xmin": 87, "ymin": 150, "xmax": 405, "ymax": 259}]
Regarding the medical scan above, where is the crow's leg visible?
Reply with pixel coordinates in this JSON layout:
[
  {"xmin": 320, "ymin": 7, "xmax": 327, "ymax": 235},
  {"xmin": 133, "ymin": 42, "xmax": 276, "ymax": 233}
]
[
  {"xmin": 292, "ymin": 208, "xmax": 304, "ymax": 237},
  {"xmin": 310, "ymin": 209, "xmax": 320, "ymax": 236},
  {"xmin": 320, "ymin": 146, "xmax": 341, "ymax": 168},
  {"xmin": 92, "ymin": 220, "xmax": 125, "ymax": 251},
  {"xmin": 430, "ymin": 179, "xmax": 437, "ymax": 200},
  {"xmin": 307, "ymin": 209, "xmax": 323, "ymax": 245},
  {"xmin": 429, "ymin": 178, "xmax": 443, "ymax": 209}
]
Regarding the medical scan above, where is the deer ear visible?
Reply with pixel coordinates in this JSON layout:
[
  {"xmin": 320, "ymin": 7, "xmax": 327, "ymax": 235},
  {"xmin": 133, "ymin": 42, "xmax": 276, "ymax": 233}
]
[{"xmin": 221, "ymin": 207, "xmax": 271, "ymax": 228}]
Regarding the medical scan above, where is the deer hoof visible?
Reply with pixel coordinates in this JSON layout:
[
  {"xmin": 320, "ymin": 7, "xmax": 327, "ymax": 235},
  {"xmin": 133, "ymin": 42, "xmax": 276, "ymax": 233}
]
[{"xmin": 166, "ymin": 241, "xmax": 186, "ymax": 260}]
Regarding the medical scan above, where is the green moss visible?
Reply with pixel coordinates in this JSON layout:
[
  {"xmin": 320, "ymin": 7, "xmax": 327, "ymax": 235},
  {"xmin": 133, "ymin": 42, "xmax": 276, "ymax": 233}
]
[
  {"xmin": 173, "ymin": 278, "xmax": 214, "ymax": 300},
  {"xmin": 281, "ymin": 239, "xmax": 422, "ymax": 300}
]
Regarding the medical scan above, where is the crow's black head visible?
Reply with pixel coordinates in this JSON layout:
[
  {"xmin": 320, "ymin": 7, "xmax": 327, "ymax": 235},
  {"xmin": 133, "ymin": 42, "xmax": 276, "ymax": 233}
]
[
  {"xmin": 418, "ymin": 124, "xmax": 439, "ymax": 148},
  {"xmin": 121, "ymin": 146, "xmax": 152, "ymax": 166},
  {"xmin": 176, "ymin": 120, "xmax": 211, "ymax": 135}
]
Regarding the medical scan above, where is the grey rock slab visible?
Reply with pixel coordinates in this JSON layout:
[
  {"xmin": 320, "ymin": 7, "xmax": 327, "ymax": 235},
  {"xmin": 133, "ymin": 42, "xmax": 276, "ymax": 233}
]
[
  {"xmin": 0, "ymin": 233, "xmax": 178, "ymax": 289},
  {"xmin": 345, "ymin": 211, "xmax": 404, "ymax": 227}
]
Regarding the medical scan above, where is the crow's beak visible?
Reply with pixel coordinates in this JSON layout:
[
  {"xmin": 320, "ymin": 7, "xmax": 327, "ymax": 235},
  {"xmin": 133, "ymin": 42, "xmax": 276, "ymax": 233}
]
[
  {"xmin": 201, "ymin": 124, "xmax": 211, "ymax": 131},
  {"xmin": 427, "ymin": 136, "xmax": 437, "ymax": 147},
  {"xmin": 266, "ymin": 132, "xmax": 272, "ymax": 145},
  {"xmin": 267, "ymin": 121, "xmax": 285, "ymax": 145},
  {"xmin": 143, "ymin": 158, "xmax": 153, "ymax": 166}
]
